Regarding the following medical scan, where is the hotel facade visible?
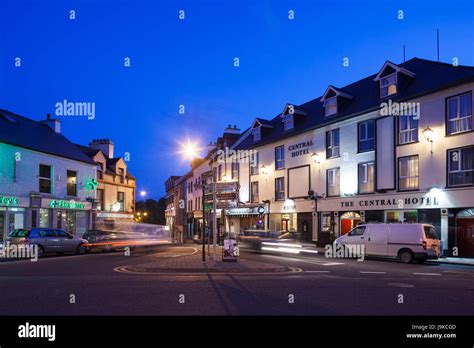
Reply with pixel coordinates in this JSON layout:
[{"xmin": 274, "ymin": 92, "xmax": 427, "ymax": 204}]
[{"xmin": 167, "ymin": 58, "xmax": 474, "ymax": 258}]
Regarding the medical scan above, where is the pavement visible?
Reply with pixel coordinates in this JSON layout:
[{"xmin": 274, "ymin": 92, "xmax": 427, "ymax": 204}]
[{"xmin": 121, "ymin": 246, "xmax": 293, "ymax": 274}]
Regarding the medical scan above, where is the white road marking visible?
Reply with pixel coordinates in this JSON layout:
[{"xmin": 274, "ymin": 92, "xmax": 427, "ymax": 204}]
[
  {"xmin": 413, "ymin": 272, "xmax": 442, "ymax": 276},
  {"xmin": 321, "ymin": 262, "xmax": 345, "ymax": 266},
  {"xmin": 359, "ymin": 271, "xmax": 387, "ymax": 274},
  {"xmin": 305, "ymin": 270, "xmax": 330, "ymax": 273}
]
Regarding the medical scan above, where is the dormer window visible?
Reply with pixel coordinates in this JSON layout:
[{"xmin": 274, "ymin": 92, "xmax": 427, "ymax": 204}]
[
  {"xmin": 323, "ymin": 96, "xmax": 337, "ymax": 116},
  {"xmin": 320, "ymin": 86, "xmax": 352, "ymax": 117},
  {"xmin": 252, "ymin": 127, "xmax": 261, "ymax": 142},
  {"xmin": 380, "ymin": 73, "xmax": 397, "ymax": 98},
  {"xmin": 374, "ymin": 61, "xmax": 415, "ymax": 99},
  {"xmin": 282, "ymin": 114, "xmax": 294, "ymax": 131}
]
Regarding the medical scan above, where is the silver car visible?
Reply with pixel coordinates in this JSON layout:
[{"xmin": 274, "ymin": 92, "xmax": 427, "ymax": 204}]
[{"xmin": 7, "ymin": 228, "xmax": 88, "ymax": 257}]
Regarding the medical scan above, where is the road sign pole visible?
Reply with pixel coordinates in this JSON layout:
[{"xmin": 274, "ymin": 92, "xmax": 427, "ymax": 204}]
[
  {"xmin": 202, "ymin": 184, "xmax": 206, "ymax": 262},
  {"xmin": 213, "ymin": 182, "xmax": 217, "ymax": 260}
]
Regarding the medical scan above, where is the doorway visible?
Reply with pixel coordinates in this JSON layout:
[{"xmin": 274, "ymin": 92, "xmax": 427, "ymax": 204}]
[
  {"xmin": 340, "ymin": 212, "xmax": 362, "ymax": 236},
  {"xmin": 456, "ymin": 208, "xmax": 474, "ymax": 257}
]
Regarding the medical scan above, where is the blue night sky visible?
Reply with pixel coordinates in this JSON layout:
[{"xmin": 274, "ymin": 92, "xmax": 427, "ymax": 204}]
[{"xmin": 1, "ymin": 0, "xmax": 473, "ymax": 198}]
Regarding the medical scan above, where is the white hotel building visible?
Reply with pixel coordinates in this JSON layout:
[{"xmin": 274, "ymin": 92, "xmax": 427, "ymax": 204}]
[{"xmin": 170, "ymin": 58, "xmax": 474, "ymax": 258}]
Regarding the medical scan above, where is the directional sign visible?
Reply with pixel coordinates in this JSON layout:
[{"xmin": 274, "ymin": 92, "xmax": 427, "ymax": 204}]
[
  {"xmin": 216, "ymin": 192, "xmax": 237, "ymax": 201},
  {"xmin": 215, "ymin": 182, "xmax": 239, "ymax": 192}
]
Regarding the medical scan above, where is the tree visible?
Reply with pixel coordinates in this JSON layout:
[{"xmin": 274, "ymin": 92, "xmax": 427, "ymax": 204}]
[{"xmin": 135, "ymin": 197, "xmax": 166, "ymax": 225}]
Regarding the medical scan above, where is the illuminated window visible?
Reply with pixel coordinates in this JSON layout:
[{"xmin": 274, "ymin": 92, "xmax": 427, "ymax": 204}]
[
  {"xmin": 398, "ymin": 155, "xmax": 419, "ymax": 191},
  {"xmin": 358, "ymin": 162, "xmax": 375, "ymax": 194},
  {"xmin": 327, "ymin": 168, "xmax": 340, "ymax": 197},
  {"xmin": 380, "ymin": 73, "xmax": 397, "ymax": 98},
  {"xmin": 447, "ymin": 92, "xmax": 472, "ymax": 134},
  {"xmin": 67, "ymin": 170, "xmax": 77, "ymax": 196}
]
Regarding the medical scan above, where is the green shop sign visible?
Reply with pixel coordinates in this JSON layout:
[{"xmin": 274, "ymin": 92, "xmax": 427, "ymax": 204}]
[
  {"xmin": 0, "ymin": 196, "xmax": 19, "ymax": 206},
  {"xmin": 50, "ymin": 199, "xmax": 85, "ymax": 210}
]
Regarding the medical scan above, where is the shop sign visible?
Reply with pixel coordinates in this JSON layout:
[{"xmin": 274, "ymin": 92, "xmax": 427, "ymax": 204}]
[
  {"xmin": 50, "ymin": 199, "xmax": 85, "ymax": 210},
  {"xmin": 288, "ymin": 140, "xmax": 313, "ymax": 158},
  {"xmin": 227, "ymin": 207, "xmax": 267, "ymax": 216},
  {"xmin": 339, "ymin": 196, "xmax": 439, "ymax": 209},
  {"xmin": 0, "ymin": 195, "xmax": 19, "ymax": 206}
]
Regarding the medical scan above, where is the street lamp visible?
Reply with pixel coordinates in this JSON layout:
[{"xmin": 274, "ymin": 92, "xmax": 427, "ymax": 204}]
[{"xmin": 180, "ymin": 141, "xmax": 199, "ymax": 160}]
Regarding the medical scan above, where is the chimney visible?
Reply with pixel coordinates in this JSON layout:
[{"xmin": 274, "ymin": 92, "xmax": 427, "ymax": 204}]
[
  {"xmin": 89, "ymin": 139, "xmax": 114, "ymax": 159},
  {"xmin": 224, "ymin": 124, "xmax": 240, "ymax": 134},
  {"xmin": 41, "ymin": 113, "xmax": 61, "ymax": 133},
  {"xmin": 206, "ymin": 141, "xmax": 216, "ymax": 154}
]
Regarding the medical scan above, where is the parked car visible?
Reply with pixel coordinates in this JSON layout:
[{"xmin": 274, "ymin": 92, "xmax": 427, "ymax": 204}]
[
  {"xmin": 7, "ymin": 228, "xmax": 88, "ymax": 257},
  {"xmin": 334, "ymin": 223, "xmax": 440, "ymax": 263},
  {"xmin": 82, "ymin": 230, "xmax": 140, "ymax": 252}
]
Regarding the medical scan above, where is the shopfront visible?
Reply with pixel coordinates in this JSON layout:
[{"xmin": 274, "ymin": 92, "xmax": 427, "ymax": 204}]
[
  {"xmin": 226, "ymin": 206, "xmax": 268, "ymax": 234},
  {"xmin": 34, "ymin": 198, "xmax": 92, "ymax": 237},
  {"xmin": 317, "ymin": 189, "xmax": 474, "ymax": 256},
  {"xmin": 0, "ymin": 195, "xmax": 28, "ymax": 243}
]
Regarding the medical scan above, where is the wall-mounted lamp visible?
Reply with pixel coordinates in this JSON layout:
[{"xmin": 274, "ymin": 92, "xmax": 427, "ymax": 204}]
[
  {"xmin": 422, "ymin": 125, "xmax": 434, "ymax": 154},
  {"xmin": 261, "ymin": 165, "xmax": 269, "ymax": 176},
  {"xmin": 311, "ymin": 152, "xmax": 322, "ymax": 164}
]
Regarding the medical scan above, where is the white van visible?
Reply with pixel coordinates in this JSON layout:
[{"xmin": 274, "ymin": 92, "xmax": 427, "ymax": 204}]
[{"xmin": 334, "ymin": 223, "xmax": 440, "ymax": 263}]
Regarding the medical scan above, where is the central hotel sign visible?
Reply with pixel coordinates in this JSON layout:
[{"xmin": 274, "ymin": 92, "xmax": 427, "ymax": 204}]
[
  {"xmin": 339, "ymin": 196, "xmax": 440, "ymax": 208},
  {"xmin": 288, "ymin": 140, "xmax": 313, "ymax": 158}
]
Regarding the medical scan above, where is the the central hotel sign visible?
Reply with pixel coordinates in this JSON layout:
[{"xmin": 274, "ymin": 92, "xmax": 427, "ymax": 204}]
[
  {"xmin": 316, "ymin": 189, "xmax": 474, "ymax": 212},
  {"xmin": 288, "ymin": 140, "xmax": 313, "ymax": 158},
  {"xmin": 339, "ymin": 196, "xmax": 439, "ymax": 209}
]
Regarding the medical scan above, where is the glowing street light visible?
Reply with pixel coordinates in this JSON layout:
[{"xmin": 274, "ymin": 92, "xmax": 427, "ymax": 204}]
[{"xmin": 180, "ymin": 141, "xmax": 199, "ymax": 160}]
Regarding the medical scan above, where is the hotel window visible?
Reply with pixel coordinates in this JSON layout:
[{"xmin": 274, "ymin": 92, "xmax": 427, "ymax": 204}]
[
  {"xmin": 358, "ymin": 120, "xmax": 375, "ymax": 152},
  {"xmin": 231, "ymin": 161, "xmax": 239, "ymax": 179},
  {"xmin": 66, "ymin": 170, "xmax": 77, "ymax": 196},
  {"xmin": 358, "ymin": 162, "xmax": 375, "ymax": 194},
  {"xmin": 250, "ymin": 152, "xmax": 259, "ymax": 175},
  {"xmin": 323, "ymin": 96, "xmax": 337, "ymax": 116},
  {"xmin": 252, "ymin": 127, "xmax": 261, "ymax": 142},
  {"xmin": 399, "ymin": 115, "xmax": 418, "ymax": 144},
  {"xmin": 275, "ymin": 145, "xmax": 285, "ymax": 170},
  {"xmin": 448, "ymin": 146, "xmax": 474, "ymax": 187},
  {"xmin": 326, "ymin": 129, "xmax": 340, "ymax": 158},
  {"xmin": 97, "ymin": 163, "xmax": 104, "ymax": 179},
  {"xmin": 327, "ymin": 168, "xmax": 340, "ymax": 197},
  {"xmin": 282, "ymin": 114, "xmax": 294, "ymax": 131},
  {"xmin": 118, "ymin": 168, "xmax": 125, "ymax": 184},
  {"xmin": 380, "ymin": 73, "xmax": 397, "ymax": 98},
  {"xmin": 275, "ymin": 177, "xmax": 285, "ymax": 201},
  {"xmin": 398, "ymin": 155, "xmax": 419, "ymax": 191},
  {"xmin": 251, "ymin": 181, "xmax": 259, "ymax": 203},
  {"xmin": 218, "ymin": 165, "xmax": 223, "ymax": 181},
  {"xmin": 117, "ymin": 191, "xmax": 125, "ymax": 211},
  {"xmin": 39, "ymin": 164, "xmax": 52, "ymax": 194},
  {"xmin": 447, "ymin": 92, "xmax": 472, "ymax": 135},
  {"xmin": 96, "ymin": 189, "xmax": 104, "ymax": 210}
]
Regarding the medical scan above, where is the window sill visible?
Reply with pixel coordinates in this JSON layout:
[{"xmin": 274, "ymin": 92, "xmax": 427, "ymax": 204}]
[
  {"xmin": 445, "ymin": 129, "xmax": 474, "ymax": 137},
  {"xmin": 397, "ymin": 140, "xmax": 419, "ymax": 147}
]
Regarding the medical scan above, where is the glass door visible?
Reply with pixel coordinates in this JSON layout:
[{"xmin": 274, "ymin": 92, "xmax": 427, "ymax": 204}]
[{"xmin": 0, "ymin": 210, "xmax": 5, "ymax": 243}]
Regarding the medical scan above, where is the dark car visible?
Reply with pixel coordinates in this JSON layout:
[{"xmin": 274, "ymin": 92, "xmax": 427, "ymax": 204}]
[
  {"xmin": 82, "ymin": 230, "xmax": 139, "ymax": 252},
  {"xmin": 7, "ymin": 228, "xmax": 88, "ymax": 257}
]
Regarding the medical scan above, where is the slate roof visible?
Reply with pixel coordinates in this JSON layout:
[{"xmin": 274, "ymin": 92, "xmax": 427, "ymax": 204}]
[
  {"xmin": 235, "ymin": 58, "xmax": 474, "ymax": 150},
  {"xmin": 0, "ymin": 109, "xmax": 95, "ymax": 165}
]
